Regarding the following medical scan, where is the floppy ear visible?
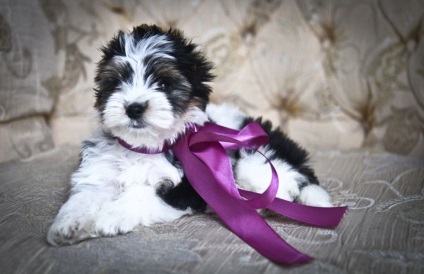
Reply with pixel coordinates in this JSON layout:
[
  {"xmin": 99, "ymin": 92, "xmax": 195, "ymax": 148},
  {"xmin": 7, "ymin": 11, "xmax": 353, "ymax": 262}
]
[
  {"xmin": 98, "ymin": 30, "xmax": 126, "ymax": 63},
  {"xmin": 165, "ymin": 28, "xmax": 215, "ymax": 110},
  {"xmin": 185, "ymin": 48, "xmax": 215, "ymax": 111},
  {"xmin": 94, "ymin": 30, "xmax": 128, "ymax": 110}
]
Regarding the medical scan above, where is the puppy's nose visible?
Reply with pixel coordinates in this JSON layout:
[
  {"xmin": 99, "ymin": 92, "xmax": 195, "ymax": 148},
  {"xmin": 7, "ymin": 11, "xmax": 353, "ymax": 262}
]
[{"xmin": 126, "ymin": 103, "xmax": 147, "ymax": 120}]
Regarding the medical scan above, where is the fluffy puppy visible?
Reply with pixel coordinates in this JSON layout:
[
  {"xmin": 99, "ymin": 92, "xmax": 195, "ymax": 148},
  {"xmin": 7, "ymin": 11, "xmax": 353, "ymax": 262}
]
[{"xmin": 47, "ymin": 24, "xmax": 331, "ymax": 246}]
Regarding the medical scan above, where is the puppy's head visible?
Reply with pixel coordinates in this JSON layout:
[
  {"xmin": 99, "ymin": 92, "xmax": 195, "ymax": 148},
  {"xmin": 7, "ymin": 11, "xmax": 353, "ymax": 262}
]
[{"xmin": 94, "ymin": 24, "xmax": 214, "ymax": 149}]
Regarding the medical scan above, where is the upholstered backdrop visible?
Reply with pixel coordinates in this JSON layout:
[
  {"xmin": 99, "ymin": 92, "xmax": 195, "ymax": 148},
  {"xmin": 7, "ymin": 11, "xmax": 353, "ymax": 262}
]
[{"xmin": 0, "ymin": 0, "xmax": 423, "ymax": 273}]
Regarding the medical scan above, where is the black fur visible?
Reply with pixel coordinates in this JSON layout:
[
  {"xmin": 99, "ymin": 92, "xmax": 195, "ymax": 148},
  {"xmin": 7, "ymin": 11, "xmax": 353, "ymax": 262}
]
[
  {"xmin": 239, "ymin": 117, "xmax": 319, "ymax": 186},
  {"xmin": 157, "ymin": 174, "xmax": 207, "ymax": 212},
  {"xmin": 94, "ymin": 24, "xmax": 214, "ymax": 115},
  {"xmin": 158, "ymin": 151, "xmax": 206, "ymax": 211}
]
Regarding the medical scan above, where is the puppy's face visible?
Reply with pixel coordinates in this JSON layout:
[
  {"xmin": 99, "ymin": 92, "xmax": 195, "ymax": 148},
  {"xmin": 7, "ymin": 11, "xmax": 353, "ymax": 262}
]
[{"xmin": 94, "ymin": 25, "xmax": 213, "ymax": 148}]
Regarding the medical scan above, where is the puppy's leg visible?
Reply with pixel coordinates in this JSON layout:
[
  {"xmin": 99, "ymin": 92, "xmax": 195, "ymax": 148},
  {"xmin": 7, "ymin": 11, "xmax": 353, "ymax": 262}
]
[
  {"xmin": 47, "ymin": 180, "xmax": 191, "ymax": 245},
  {"xmin": 236, "ymin": 149, "xmax": 302, "ymax": 202},
  {"xmin": 235, "ymin": 149, "xmax": 332, "ymax": 207},
  {"xmin": 93, "ymin": 182, "xmax": 193, "ymax": 236},
  {"xmin": 297, "ymin": 184, "xmax": 333, "ymax": 207},
  {"xmin": 207, "ymin": 104, "xmax": 332, "ymax": 207},
  {"xmin": 47, "ymin": 184, "xmax": 115, "ymax": 246},
  {"xmin": 235, "ymin": 118, "xmax": 332, "ymax": 207},
  {"xmin": 48, "ymin": 156, "xmax": 194, "ymax": 246}
]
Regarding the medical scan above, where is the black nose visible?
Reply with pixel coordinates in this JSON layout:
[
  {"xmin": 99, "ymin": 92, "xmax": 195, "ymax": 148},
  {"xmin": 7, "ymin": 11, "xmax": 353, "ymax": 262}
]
[{"xmin": 126, "ymin": 103, "xmax": 147, "ymax": 120}]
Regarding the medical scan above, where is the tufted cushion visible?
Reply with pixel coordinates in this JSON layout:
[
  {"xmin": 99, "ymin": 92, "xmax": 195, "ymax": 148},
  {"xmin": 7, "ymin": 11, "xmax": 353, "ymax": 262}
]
[
  {"xmin": 0, "ymin": 0, "xmax": 423, "ymax": 160},
  {"xmin": 46, "ymin": 0, "xmax": 424, "ymax": 157},
  {"xmin": 0, "ymin": 1, "xmax": 55, "ymax": 121},
  {"xmin": 0, "ymin": 1, "xmax": 57, "ymax": 162}
]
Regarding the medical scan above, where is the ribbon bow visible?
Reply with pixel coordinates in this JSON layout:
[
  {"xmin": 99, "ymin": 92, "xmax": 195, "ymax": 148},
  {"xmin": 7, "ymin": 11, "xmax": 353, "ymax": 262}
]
[{"xmin": 119, "ymin": 122, "xmax": 347, "ymax": 265}]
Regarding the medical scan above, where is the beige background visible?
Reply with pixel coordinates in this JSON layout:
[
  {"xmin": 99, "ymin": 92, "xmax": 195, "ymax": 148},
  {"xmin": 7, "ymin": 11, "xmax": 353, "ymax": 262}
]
[{"xmin": 0, "ymin": 0, "xmax": 423, "ymax": 163}]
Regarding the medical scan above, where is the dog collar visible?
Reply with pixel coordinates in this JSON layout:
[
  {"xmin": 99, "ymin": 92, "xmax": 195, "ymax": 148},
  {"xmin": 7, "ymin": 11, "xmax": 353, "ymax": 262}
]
[
  {"xmin": 117, "ymin": 124, "xmax": 199, "ymax": 154},
  {"xmin": 117, "ymin": 138, "xmax": 172, "ymax": 154}
]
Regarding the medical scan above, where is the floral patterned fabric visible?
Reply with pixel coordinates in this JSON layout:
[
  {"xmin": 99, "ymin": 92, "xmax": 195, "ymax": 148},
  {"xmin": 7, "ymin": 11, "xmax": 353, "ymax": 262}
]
[
  {"xmin": 0, "ymin": 1, "xmax": 423, "ymax": 273},
  {"xmin": 0, "ymin": 0, "xmax": 423, "ymax": 162}
]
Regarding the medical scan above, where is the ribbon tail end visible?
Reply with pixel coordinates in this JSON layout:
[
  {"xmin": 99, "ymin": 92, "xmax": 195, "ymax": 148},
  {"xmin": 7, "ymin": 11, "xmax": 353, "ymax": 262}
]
[{"xmin": 287, "ymin": 254, "xmax": 314, "ymax": 265}]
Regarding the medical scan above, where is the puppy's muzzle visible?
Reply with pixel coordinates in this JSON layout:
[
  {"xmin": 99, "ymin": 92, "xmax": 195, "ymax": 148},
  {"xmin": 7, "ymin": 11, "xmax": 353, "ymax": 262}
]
[{"xmin": 126, "ymin": 102, "xmax": 148, "ymax": 120}]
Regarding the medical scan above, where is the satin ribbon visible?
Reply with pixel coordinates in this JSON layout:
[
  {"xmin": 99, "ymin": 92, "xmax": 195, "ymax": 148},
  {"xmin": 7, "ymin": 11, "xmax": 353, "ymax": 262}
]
[{"xmin": 119, "ymin": 122, "xmax": 347, "ymax": 265}]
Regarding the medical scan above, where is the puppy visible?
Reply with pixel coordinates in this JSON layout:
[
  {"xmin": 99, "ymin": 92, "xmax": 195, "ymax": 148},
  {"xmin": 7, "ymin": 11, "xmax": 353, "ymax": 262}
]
[{"xmin": 47, "ymin": 24, "xmax": 332, "ymax": 246}]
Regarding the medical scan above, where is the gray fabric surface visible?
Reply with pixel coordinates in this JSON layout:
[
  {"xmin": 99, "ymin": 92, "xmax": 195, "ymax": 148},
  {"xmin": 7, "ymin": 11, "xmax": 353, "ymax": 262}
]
[{"xmin": 1, "ymin": 147, "xmax": 423, "ymax": 273}]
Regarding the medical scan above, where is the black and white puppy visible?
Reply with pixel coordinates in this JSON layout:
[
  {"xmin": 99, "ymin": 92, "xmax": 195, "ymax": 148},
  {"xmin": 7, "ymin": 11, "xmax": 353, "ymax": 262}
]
[{"xmin": 47, "ymin": 24, "xmax": 331, "ymax": 246}]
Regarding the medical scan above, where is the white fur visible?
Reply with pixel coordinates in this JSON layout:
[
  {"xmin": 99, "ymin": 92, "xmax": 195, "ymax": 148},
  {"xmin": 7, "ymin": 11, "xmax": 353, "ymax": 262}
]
[
  {"xmin": 103, "ymin": 33, "xmax": 200, "ymax": 150},
  {"xmin": 207, "ymin": 104, "xmax": 330, "ymax": 205},
  {"xmin": 236, "ymin": 149, "xmax": 303, "ymax": 202},
  {"xmin": 298, "ymin": 185, "xmax": 332, "ymax": 207},
  {"xmin": 103, "ymin": 87, "xmax": 207, "ymax": 149},
  {"xmin": 47, "ymin": 129, "xmax": 191, "ymax": 246},
  {"xmin": 206, "ymin": 103, "xmax": 246, "ymax": 130}
]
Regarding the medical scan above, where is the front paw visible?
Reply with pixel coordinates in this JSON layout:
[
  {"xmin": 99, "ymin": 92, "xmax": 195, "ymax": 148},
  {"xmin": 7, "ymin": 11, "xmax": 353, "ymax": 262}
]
[
  {"xmin": 155, "ymin": 179, "xmax": 174, "ymax": 196},
  {"xmin": 47, "ymin": 215, "xmax": 95, "ymax": 246}
]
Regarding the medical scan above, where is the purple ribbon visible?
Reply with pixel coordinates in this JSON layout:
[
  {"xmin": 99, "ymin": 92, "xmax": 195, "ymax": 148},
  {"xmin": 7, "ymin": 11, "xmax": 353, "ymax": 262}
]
[{"xmin": 119, "ymin": 122, "xmax": 347, "ymax": 265}]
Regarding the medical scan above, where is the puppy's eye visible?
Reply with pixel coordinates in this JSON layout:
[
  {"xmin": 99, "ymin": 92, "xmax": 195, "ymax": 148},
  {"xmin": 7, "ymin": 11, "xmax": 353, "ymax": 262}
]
[{"xmin": 158, "ymin": 82, "xmax": 171, "ymax": 93}]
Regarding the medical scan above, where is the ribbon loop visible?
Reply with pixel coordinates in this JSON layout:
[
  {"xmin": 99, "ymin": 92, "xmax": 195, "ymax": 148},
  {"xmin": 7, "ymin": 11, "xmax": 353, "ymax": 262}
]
[
  {"xmin": 119, "ymin": 121, "xmax": 347, "ymax": 265},
  {"xmin": 186, "ymin": 123, "xmax": 279, "ymax": 209},
  {"xmin": 189, "ymin": 122, "xmax": 269, "ymax": 151},
  {"xmin": 172, "ymin": 122, "xmax": 347, "ymax": 265}
]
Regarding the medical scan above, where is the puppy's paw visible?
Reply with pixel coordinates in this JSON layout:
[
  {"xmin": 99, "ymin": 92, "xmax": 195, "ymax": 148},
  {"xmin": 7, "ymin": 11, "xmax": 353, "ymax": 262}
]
[
  {"xmin": 298, "ymin": 184, "xmax": 333, "ymax": 207},
  {"xmin": 47, "ymin": 215, "xmax": 96, "ymax": 246},
  {"xmin": 155, "ymin": 179, "xmax": 174, "ymax": 196}
]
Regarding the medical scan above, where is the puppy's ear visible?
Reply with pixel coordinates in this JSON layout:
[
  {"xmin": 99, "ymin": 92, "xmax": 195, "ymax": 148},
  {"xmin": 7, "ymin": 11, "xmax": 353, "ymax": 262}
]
[
  {"xmin": 94, "ymin": 30, "xmax": 128, "ymax": 110},
  {"xmin": 186, "ymin": 49, "xmax": 215, "ymax": 110},
  {"xmin": 166, "ymin": 29, "xmax": 215, "ymax": 110},
  {"xmin": 98, "ymin": 30, "xmax": 127, "ymax": 63}
]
